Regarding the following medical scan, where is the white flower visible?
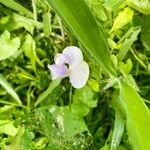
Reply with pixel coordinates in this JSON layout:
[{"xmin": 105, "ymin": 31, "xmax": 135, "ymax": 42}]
[{"xmin": 48, "ymin": 46, "xmax": 89, "ymax": 88}]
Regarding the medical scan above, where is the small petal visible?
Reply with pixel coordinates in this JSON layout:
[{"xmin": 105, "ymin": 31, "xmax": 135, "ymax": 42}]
[
  {"xmin": 54, "ymin": 53, "xmax": 68, "ymax": 66},
  {"xmin": 48, "ymin": 64, "xmax": 68, "ymax": 80},
  {"xmin": 69, "ymin": 61, "xmax": 89, "ymax": 88},
  {"xmin": 63, "ymin": 46, "xmax": 83, "ymax": 69}
]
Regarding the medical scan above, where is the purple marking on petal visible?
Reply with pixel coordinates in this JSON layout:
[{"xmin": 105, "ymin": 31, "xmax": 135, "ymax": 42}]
[{"xmin": 48, "ymin": 64, "xmax": 69, "ymax": 80}]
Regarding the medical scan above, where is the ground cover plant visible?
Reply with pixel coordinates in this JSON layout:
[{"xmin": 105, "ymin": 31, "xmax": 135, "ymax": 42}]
[{"xmin": 0, "ymin": 0, "xmax": 150, "ymax": 149}]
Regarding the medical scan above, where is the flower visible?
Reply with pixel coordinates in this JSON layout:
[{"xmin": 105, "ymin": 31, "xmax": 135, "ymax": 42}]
[{"xmin": 48, "ymin": 46, "xmax": 89, "ymax": 88}]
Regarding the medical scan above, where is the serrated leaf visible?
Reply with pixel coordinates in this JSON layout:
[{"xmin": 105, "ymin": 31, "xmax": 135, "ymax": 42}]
[
  {"xmin": 0, "ymin": 30, "xmax": 20, "ymax": 61},
  {"xmin": 49, "ymin": 105, "xmax": 89, "ymax": 139}
]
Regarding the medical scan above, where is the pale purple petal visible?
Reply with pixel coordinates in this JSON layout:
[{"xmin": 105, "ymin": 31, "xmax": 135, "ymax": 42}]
[
  {"xmin": 62, "ymin": 46, "xmax": 83, "ymax": 69},
  {"xmin": 48, "ymin": 64, "xmax": 69, "ymax": 80},
  {"xmin": 69, "ymin": 61, "xmax": 89, "ymax": 88},
  {"xmin": 54, "ymin": 53, "xmax": 68, "ymax": 66}
]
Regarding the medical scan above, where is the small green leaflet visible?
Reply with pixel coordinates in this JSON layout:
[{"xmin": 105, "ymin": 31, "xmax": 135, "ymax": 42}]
[{"xmin": 0, "ymin": 30, "xmax": 20, "ymax": 61}]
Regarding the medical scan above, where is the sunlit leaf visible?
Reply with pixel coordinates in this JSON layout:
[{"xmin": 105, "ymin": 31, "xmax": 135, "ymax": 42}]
[
  {"xmin": 0, "ymin": 30, "xmax": 20, "ymax": 61},
  {"xmin": 7, "ymin": 126, "xmax": 25, "ymax": 150},
  {"xmin": 111, "ymin": 7, "xmax": 133, "ymax": 32},
  {"xmin": 0, "ymin": 121, "xmax": 18, "ymax": 136},
  {"xmin": 120, "ymin": 79, "xmax": 150, "ymax": 150}
]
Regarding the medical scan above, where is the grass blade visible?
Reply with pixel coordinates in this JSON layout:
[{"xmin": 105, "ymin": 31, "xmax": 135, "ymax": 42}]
[
  {"xmin": 0, "ymin": 74, "xmax": 22, "ymax": 105},
  {"xmin": 111, "ymin": 92, "xmax": 125, "ymax": 150},
  {"xmin": 45, "ymin": 0, "xmax": 116, "ymax": 76},
  {"xmin": 120, "ymin": 79, "xmax": 150, "ymax": 150},
  {"xmin": 34, "ymin": 79, "xmax": 61, "ymax": 107},
  {"xmin": 0, "ymin": 0, "xmax": 33, "ymax": 18}
]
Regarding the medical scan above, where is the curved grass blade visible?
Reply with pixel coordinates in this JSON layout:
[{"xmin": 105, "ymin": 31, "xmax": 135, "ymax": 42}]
[
  {"xmin": 0, "ymin": 74, "xmax": 22, "ymax": 105},
  {"xmin": 45, "ymin": 0, "xmax": 116, "ymax": 76},
  {"xmin": 0, "ymin": 0, "xmax": 33, "ymax": 18},
  {"xmin": 34, "ymin": 79, "xmax": 61, "ymax": 107},
  {"xmin": 120, "ymin": 79, "xmax": 150, "ymax": 150}
]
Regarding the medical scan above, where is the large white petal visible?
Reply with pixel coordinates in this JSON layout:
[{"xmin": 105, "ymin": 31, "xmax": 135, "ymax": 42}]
[
  {"xmin": 69, "ymin": 61, "xmax": 89, "ymax": 88},
  {"xmin": 63, "ymin": 46, "xmax": 83, "ymax": 69}
]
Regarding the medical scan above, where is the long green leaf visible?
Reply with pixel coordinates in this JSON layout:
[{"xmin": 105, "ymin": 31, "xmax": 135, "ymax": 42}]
[
  {"xmin": 120, "ymin": 79, "xmax": 150, "ymax": 150},
  {"xmin": 45, "ymin": 0, "xmax": 116, "ymax": 76},
  {"xmin": 0, "ymin": 0, "xmax": 33, "ymax": 18},
  {"xmin": 34, "ymin": 79, "xmax": 61, "ymax": 107},
  {"xmin": 111, "ymin": 91, "xmax": 125, "ymax": 150},
  {"xmin": 0, "ymin": 74, "xmax": 22, "ymax": 105}
]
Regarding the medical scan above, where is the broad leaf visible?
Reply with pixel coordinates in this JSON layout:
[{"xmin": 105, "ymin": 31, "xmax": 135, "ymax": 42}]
[
  {"xmin": 49, "ymin": 105, "xmax": 89, "ymax": 139},
  {"xmin": 72, "ymin": 86, "xmax": 97, "ymax": 117},
  {"xmin": 0, "ymin": 121, "xmax": 18, "ymax": 136}
]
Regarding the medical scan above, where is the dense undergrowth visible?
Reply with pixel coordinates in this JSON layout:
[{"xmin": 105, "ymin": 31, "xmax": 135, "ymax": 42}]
[{"xmin": 0, "ymin": 0, "xmax": 150, "ymax": 149}]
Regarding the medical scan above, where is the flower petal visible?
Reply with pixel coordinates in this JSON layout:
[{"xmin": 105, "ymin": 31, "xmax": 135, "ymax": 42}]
[
  {"xmin": 63, "ymin": 46, "xmax": 83, "ymax": 69},
  {"xmin": 69, "ymin": 61, "xmax": 89, "ymax": 88},
  {"xmin": 48, "ymin": 64, "xmax": 68, "ymax": 80},
  {"xmin": 54, "ymin": 53, "xmax": 68, "ymax": 66}
]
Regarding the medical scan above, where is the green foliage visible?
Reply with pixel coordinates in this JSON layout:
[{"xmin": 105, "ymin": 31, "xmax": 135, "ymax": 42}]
[
  {"xmin": 126, "ymin": 0, "xmax": 150, "ymax": 15},
  {"xmin": 141, "ymin": 15, "xmax": 150, "ymax": 50},
  {"xmin": 0, "ymin": 30, "xmax": 20, "ymax": 61},
  {"xmin": 45, "ymin": 0, "xmax": 117, "ymax": 76},
  {"xmin": 0, "ymin": 74, "xmax": 22, "ymax": 105},
  {"xmin": 120, "ymin": 79, "xmax": 150, "ymax": 150},
  {"xmin": 110, "ymin": 7, "xmax": 133, "ymax": 32},
  {"xmin": 0, "ymin": 0, "xmax": 150, "ymax": 150}
]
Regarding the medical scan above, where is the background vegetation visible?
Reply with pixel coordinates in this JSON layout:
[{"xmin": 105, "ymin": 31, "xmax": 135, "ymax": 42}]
[{"xmin": 0, "ymin": 0, "xmax": 150, "ymax": 149}]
